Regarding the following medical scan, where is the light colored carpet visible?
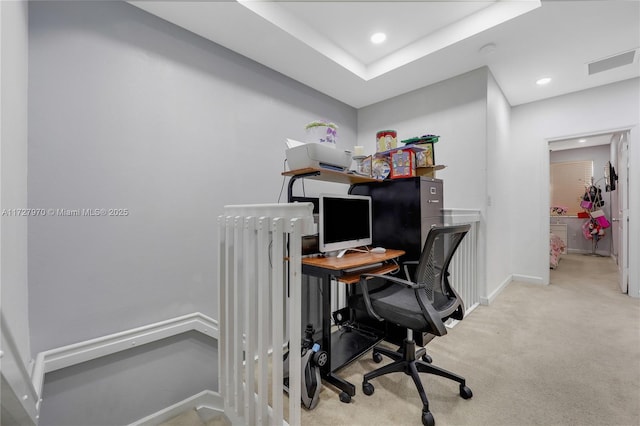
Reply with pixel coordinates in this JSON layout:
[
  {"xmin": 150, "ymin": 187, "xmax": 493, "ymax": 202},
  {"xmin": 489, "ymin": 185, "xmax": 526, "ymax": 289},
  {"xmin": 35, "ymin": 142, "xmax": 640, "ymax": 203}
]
[{"xmin": 164, "ymin": 254, "xmax": 640, "ymax": 425}]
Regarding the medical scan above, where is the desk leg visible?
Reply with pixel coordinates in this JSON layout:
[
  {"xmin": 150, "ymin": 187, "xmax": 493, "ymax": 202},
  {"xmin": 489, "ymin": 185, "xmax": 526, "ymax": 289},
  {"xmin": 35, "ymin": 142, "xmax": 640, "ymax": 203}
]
[
  {"xmin": 324, "ymin": 373, "xmax": 356, "ymax": 401},
  {"xmin": 320, "ymin": 272, "xmax": 332, "ymax": 370},
  {"xmin": 320, "ymin": 272, "xmax": 355, "ymax": 403}
]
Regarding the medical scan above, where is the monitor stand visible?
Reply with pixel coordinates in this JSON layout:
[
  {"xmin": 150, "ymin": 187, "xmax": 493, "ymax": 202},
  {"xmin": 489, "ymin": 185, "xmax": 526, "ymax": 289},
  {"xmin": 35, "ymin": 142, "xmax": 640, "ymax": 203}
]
[{"xmin": 336, "ymin": 249, "xmax": 349, "ymax": 258}]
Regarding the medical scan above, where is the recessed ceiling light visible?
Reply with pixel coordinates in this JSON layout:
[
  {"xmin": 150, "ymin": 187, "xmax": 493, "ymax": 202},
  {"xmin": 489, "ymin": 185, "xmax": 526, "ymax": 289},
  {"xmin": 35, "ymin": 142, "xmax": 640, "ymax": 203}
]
[
  {"xmin": 578, "ymin": 139, "xmax": 587, "ymax": 143},
  {"xmin": 370, "ymin": 32, "xmax": 386, "ymax": 44},
  {"xmin": 536, "ymin": 77, "xmax": 552, "ymax": 86}
]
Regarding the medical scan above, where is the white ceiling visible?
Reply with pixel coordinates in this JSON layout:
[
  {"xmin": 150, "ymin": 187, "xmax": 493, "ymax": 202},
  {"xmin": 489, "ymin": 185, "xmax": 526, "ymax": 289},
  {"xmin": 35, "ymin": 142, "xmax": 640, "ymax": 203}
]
[
  {"xmin": 130, "ymin": 0, "xmax": 640, "ymax": 109},
  {"xmin": 549, "ymin": 133, "xmax": 615, "ymax": 152}
]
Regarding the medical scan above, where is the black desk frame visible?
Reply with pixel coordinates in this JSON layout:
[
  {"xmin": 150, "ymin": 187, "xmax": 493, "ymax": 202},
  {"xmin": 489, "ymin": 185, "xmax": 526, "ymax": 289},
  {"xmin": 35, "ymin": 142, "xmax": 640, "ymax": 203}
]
[
  {"xmin": 284, "ymin": 167, "xmax": 393, "ymax": 402},
  {"xmin": 301, "ymin": 263, "xmax": 382, "ymax": 401}
]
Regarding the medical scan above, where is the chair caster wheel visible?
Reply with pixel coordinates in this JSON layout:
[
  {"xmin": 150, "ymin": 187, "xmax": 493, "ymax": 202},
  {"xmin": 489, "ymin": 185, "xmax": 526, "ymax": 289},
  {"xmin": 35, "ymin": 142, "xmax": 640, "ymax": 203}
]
[
  {"xmin": 460, "ymin": 385, "xmax": 473, "ymax": 399},
  {"xmin": 421, "ymin": 354, "xmax": 433, "ymax": 363},
  {"xmin": 339, "ymin": 391, "xmax": 351, "ymax": 403},
  {"xmin": 422, "ymin": 411, "xmax": 435, "ymax": 426},
  {"xmin": 372, "ymin": 352, "xmax": 383, "ymax": 363},
  {"xmin": 362, "ymin": 382, "xmax": 374, "ymax": 396}
]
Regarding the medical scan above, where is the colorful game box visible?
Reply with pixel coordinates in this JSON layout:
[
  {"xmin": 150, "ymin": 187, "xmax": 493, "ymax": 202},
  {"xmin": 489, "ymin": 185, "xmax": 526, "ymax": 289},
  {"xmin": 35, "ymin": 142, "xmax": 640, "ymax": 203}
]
[{"xmin": 390, "ymin": 148, "xmax": 416, "ymax": 179}]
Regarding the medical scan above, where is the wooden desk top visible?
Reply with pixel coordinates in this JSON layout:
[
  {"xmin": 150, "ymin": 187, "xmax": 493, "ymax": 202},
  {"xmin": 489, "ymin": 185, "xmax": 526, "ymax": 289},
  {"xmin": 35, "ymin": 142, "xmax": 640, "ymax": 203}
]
[
  {"xmin": 302, "ymin": 249, "xmax": 405, "ymax": 284},
  {"xmin": 302, "ymin": 248, "xmax": 403, "ymax": 275},
  {"xmin": 283, "ymin": 166, "xmax": 446, "ymax": 184}
]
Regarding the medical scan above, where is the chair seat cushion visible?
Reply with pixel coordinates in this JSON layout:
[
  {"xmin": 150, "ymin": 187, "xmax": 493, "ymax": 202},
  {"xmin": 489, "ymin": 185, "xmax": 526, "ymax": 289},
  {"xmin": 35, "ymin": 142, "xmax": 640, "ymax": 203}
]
[{"xmin": 350, "ymin": 284, "xmax": 456, "ymax": 332}]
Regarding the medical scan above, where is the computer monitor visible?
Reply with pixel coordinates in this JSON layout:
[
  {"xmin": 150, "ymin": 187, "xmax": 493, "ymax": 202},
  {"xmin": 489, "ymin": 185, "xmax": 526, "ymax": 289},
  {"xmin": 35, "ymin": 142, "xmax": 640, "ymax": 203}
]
[{"xmin": 319, "ymin": 193, "xmax": 372, "ymax": 255}]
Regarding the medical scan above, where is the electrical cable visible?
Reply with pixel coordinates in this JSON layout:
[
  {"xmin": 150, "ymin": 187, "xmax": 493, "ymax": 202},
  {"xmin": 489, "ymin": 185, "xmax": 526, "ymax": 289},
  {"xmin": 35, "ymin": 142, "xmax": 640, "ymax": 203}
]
[{"xmin": 277, "ymin": 158, "xmax": 288, "ymax": 203}]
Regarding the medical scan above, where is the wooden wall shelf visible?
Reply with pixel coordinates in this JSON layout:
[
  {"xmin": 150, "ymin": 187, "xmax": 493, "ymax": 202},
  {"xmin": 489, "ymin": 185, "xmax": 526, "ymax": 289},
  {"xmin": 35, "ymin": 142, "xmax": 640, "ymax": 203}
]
[{"xmin": 282, "ymin": 168, "xmax": 378, "ymax": 185}]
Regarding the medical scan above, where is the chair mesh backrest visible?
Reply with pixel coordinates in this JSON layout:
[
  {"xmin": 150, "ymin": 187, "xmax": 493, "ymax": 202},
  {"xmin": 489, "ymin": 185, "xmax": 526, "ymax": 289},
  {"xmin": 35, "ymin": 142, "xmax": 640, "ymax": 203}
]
[
  {"xmin": 415, "ymin": 226, "xmax": 469, "ymax": 306},
  {"xmin": 420, "ymin": 245, "xmax": 437, "ymax": 301}
]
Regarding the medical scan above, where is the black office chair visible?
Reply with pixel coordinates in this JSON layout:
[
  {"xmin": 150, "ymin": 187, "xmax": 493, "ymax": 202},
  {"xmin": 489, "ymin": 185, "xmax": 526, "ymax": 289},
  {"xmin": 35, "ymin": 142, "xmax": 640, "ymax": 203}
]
[{"xmin": 356, "ymin": 224, "xmax": 472, "ymax": 426}]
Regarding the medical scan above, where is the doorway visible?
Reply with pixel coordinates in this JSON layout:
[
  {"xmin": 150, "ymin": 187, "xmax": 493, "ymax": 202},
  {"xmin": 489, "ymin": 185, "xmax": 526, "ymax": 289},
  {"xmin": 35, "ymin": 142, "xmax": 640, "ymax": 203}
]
[{"xmin": 547, "ymin": 129, "xmax": 630, "ymax": 292}]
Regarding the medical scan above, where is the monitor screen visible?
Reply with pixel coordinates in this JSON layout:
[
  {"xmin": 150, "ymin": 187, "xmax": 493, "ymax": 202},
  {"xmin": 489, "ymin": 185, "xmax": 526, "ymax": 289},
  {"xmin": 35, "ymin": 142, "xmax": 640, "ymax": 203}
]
[{"xmin": 319, "ymin": 193, "xmax": 372, "ymax": 254}]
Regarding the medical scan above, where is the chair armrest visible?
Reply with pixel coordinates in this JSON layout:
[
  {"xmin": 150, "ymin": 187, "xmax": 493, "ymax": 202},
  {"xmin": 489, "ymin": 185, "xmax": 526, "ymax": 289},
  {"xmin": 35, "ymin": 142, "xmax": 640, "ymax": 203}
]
[
  {"xmin": 359, "ymin": 273, "xmax": 421, "ymax": 289},
  {"xmin": 357, "ymin": 273, "xmax": 418, "ymax": 322},
  {"xmin": 402, "ymin": 260, "xmax": 418, "ymax": 280},
  {"xmin": 357, "ymin": 276, "xmax": 384, "ymax": 322},
  {"xmin": 414, "ymin": 290, "xmax": 448, "ymax": 336}
]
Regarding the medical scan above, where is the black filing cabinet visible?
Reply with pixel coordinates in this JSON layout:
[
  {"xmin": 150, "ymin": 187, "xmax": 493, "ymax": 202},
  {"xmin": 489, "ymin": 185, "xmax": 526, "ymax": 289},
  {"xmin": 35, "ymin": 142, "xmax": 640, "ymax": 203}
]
[
  {"xmin": 349, "ymin": 177, "xmax": 443, "ymax": 260},
  {"xmin": 349, "ymin": 177, "xmax": 444, "ymax": 346}
]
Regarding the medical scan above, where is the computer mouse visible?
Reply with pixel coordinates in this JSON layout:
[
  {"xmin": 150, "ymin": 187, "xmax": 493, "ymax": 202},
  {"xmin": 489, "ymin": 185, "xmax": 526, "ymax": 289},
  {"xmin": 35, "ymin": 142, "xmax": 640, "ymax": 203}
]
[{"xmin": 371, "ymin": 247, "xmax": 386, "ymax": 254}]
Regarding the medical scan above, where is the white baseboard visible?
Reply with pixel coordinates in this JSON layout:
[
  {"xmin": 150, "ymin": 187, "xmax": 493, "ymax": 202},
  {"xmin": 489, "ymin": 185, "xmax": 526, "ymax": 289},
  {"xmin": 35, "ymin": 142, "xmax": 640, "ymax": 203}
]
[
  {"xmin": 480, "ymin": 275, "xmax": 512, "ymax": 305},
  {"xmin": 567, "ymin": 248, "xmax": 590, "ymax": 254},
  {"xmin": 129, "ymin": 390, "xmax": 225, "ymax": 426},
  {"xmin": 479, "ymin": 273, "xmax": 545, "ymax": 306},
  {"xmin": 31, "ymin": 312, "xmax": 218, "ymax": 403},
  {"xmin": 444, "ymin": 318, "xmax": 459, "ymax": 328},
  {"xmin": 465, "ymin": 302, "xmax": 480, "ymax": 316},
  {"xmin": 128, "ymin": 386, "xmax": 287, "ymax": 426},
  {"xmin": 512, "ymin": 274, "xmax": 544, "ymax": 285}
]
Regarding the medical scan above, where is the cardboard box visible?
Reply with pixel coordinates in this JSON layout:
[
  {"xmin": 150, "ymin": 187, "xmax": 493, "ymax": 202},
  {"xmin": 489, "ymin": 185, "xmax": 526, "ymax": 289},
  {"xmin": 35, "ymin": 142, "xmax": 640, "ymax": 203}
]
[{"xmin": 416, "ymin": 165, "xmax": 445, "ymax": 178}]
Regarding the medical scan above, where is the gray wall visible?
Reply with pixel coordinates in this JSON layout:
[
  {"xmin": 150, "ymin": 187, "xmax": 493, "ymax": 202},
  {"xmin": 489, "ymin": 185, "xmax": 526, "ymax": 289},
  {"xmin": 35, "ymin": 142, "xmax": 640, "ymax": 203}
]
[
  {"xmin": 1, "ymin": 0, "xmax": 30, "ymax": 368},
  {"xmin": 356, "ymin": 67, "xmax": 516, "ymax": 300},
  {"xmin": 40, "ymin": 331, "xmax": 217, "ymax": 426},
  {"xmin": 357, "ymin": 68, "xmax": 488, "ymax": 210},
  {"xmin": 510, "ymin": 78, "xmax": 639, "ymax": 285},
  {"xmin": 1, "ymin": 1, "xmax": 35, "ymax": 424},
  {"xmin": 28, "ymin": 1, "xmax": 356, "ymax": 423},
  {"xmin": 486, "ymin": 71, "xmax": 513, "ymax": 294},
  {"xmin": 28, "ymin": 0, "xmax": 356, "ymax": 352},
  {"xmin": 550, "ymin": 144, "xmax": 612, "ymax": 255},
  {"xmin": 357, "ymin": 68, "xmax": 493, "ymax": 297}
]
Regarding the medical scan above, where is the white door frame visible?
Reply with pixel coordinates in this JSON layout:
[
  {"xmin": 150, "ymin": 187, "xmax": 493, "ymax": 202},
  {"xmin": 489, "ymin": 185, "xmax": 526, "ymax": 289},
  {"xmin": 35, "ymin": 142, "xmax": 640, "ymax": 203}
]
[
  {"xmin": 615, "ymin": 132, "xmax": 629, "ymax": 293},
  {"xmin": 627, "ymin": 126, "xmax": 640, "ymax": 298}
]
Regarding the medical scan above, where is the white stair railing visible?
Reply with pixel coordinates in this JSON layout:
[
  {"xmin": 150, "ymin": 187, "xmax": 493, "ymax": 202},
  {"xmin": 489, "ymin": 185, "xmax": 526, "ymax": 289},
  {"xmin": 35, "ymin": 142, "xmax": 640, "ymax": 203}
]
[
  {"xmin": 444, "ymin": 209, "xmax": 482, "ymax": 314},
  {"xmin": 218, "ymin": 203, "xmax": 314, "ymax": 426}
]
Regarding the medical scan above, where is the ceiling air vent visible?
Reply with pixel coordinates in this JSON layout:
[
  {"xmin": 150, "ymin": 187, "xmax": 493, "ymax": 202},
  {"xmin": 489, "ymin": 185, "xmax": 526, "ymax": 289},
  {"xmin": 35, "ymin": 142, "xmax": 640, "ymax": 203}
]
[{"xmin": 588, "ymin": 50, "xmax": 636, "ymax": 75}]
